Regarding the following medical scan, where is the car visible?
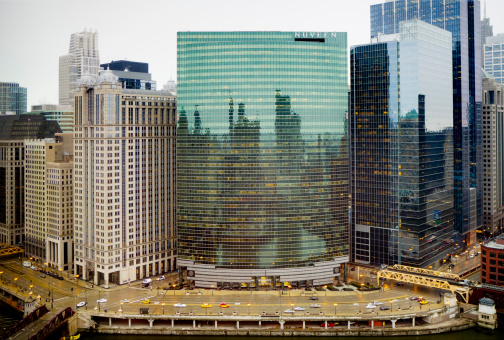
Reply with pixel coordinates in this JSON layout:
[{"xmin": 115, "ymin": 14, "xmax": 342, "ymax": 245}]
[
  {"xmin": 310, "ymin": 304, "xmax": 321, "ymax": 308},
  {"xmin": 219, "ymin": 303, "xmax": 230, "ymax": 308},
  {"xmin": 416, "ymin": 297, "xmax": 423, "ymax": 302},
  {"xmin": 142, "ymin": 278, "xmax": 152, "ymax": 284},
  {"xmin": 321, "ymin": 322, "xmax": 336, "ymax": 327},
  {"xmin": 366, "ymin": 304, "xmax": 376, "ymax": 309},
  {"xmin": 396, "ymin": 282, "xmax": 405, "ymax": 286},
  {"xmin": 142, "ymin": 299, "xmax": 150, "ymax": 304},
  {"xmin": 294, "ymin": 306, "xmax": 305, "ymax": 311},
  {"xmin": 201, "ymin": 303, "xmax": 212, "ymax": 308},
  {"xmin": 477, "ymin": 251, "xmax": 481, "ymax": 254},
  {"xmin": 120, "ymin": 299, "xmax": 129, "ymax": 303},
  {"xmin": 58, "ymin": 276, "xmax": 64, "ymax": 280},
  {"xmin": 97, "ymin": 298, "xmax": 107, "ymax": 303},
  {"xmin": 310, "ymin": 296, "xmax": 319, "ymax": 300},
  {"xmin": 156, "ymin": 276, "xmax": 165, "ymax": 281},
  {"xmin": 410, "ymin": 296, "xmax": 418, "ymax": 300},
  {"xmin": 284, "ymin": 309, "xmax": 294, "ymax": 313},
  {"xmin": 373, "ymin": 301, "xmax": 384, "ymax": 305},
  {"xmin": 40, "ymin": 274, "xmax": 46, "ymax": 278},
  {"xmin": 174, "ymin": 303, "xmax": 186, "ymax": 308},
  {"xmin": 380, "ymin": 306, "xmax": 390, "ymax": 310},
  {"xmin": 381, "ymin": 264, "xmax": 388, "ymax": 269},
  {"xmin": 76, "ymin": 301, "xmax": 86, "ymax": 308},
  {"xmin": 420, "ymin": 299, "xmax": 428, "ymax": 305},
  {"xmin": 470, "ymin": 254, "xmax": 475, "ymax": 259},
  {"xmin": 448, "ymin": 264, "xmax": 455, "ymax": 269}
]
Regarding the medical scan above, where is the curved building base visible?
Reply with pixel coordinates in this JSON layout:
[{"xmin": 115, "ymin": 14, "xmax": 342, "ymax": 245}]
[{"xmin": 178, "ymin": 257, "xmax": 349, "ymax": 288}]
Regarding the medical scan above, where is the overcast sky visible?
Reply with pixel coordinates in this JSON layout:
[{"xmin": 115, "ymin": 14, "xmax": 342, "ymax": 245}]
[{"xmin": 1, "ymin": 0, "xmax": 503, "ymax": 109}]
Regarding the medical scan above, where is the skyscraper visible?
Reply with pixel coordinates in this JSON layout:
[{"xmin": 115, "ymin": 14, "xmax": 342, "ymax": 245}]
[
  {"xmin": 59, "ymin": 30, "xmax": 100, "ymax": 107},
  {"xmin": 481, "ymin": 74, "xmax": 504, "ymax": 236},
  {"xmin": 484, "ymin": 34, "xmax": 504, "ymax": 85},
  {"xmin": 27, "ymin": 105, "xmax": 74, "ymax": 133},
  {"xmin": 370, "ymin": 0, "xmax": 482, "ymax": 247},
  {"xmin": 177, "ymin": 31, "xmax": 349, "ymax": 288},
  {"xmin": 481, "ymin": 2, "xmax": 493, "ymax": 57},
  {"xmin": 350, "ymin": 20, "xmax": 454, "ymax": 266},
  {"xmin": 0, "ymin": 115, "xmax": 61, "ymax": 246},
  {"xmin": 73, "ymin": 71, "xmax": 177, "ymax": 287},
  {"xmin": 0, "ymin": 82, "xmax": 27, "ymax": 115},
  {"xmin": 100, "ymin": 60, "xmax": 157, "ymax": 90}
]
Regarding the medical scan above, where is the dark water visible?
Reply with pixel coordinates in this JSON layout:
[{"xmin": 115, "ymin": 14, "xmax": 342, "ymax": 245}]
[
  {"xmin": 81, "ymin": 327, "xmax": 503, "ymax": 339},
  {"xmin": 0, "ymin": 305, "xmax": 21, "ymax": 336}
]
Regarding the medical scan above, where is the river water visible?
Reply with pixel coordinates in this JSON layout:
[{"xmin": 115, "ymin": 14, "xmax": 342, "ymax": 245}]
[{"xmin": 79, "ymin": 327, "xmax": 502, "ymax": 340}]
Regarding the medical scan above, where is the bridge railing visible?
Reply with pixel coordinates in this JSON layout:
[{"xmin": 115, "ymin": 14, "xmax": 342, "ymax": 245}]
[{"xmin": 0, "ymin": 305, "xmax": 49, "ymax": 340}]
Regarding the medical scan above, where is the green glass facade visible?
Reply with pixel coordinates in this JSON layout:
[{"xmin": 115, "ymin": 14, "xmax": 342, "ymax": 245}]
[{"xmin": 177, "ymin": 32, "xmax": 349, "ymax": 288}]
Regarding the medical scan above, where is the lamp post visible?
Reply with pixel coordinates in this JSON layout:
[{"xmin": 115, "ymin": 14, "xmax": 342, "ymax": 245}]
[
  {"xmin": 465, "ymin": 250, "xmax": 469, "ymax": 260},
  {"xmin": 162, "ymin": 302, "xmax": 165, "ymax": 314},
  {"xmin": 98, "ymin": 290, "xmax": 101, "ymax": 312},
  {"xmin": 205, "ymin": 303, "xmax": 208, "ymax": 315},
  {"xmin": 291, "ymin": 304, "xmax": 294, "ymax": 316},
  {"xmin": 14, "ymin": 277, "xmax": 18, "ymax": 288},
  {"xmin": 0, "ymin": 271, "xmax": 3, "ymax": 283},
  {"xmin": 59, "ymin": 268, "xmax": 63, "ymax": 279},
  {"xmin": 248, "ymin": 303, "xmax": 251, "ymax": 316},
  {"xmin": 390, "ymin": 300, "xmax": 393, "ymax": 312},
  {"xmin": 51, "ymin": 286, "xmax": 54, "ymax": 310},
  {"xmin": 334, "ymin": 303, "xmax": 337, "ymax": 315},
  {"xmin": 211, "ymin": 285, "xmax": 214, "ymax": 295},
  {"xmin": 120, "ymin": 302, "xmax": 124, "ymax": 314}
]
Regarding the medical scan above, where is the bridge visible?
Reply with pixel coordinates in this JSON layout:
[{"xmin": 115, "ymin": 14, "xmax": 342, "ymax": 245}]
[
  {"xmin": 0, "ymin": 243, "xmax": 24, "ymax": 257},
  {"xmin": 377, "ymin": 264, "xmax": 472, "ymax": 303}
]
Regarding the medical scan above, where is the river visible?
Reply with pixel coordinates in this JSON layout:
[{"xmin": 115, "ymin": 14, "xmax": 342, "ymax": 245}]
[{"xmin": 79, "ymin": 328, "xmax": 502, "ymax": 339}]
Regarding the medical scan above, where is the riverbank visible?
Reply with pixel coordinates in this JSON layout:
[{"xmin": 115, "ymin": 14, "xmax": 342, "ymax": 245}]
[{"xmin": 83, "ymin": 317, "xmax": 475, "ymax": 337}]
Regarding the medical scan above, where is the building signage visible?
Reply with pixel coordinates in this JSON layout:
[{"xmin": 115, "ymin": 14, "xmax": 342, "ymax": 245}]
[{"xmin": 294, "ymin": 32, "xmax": 338, "ymax": 38}]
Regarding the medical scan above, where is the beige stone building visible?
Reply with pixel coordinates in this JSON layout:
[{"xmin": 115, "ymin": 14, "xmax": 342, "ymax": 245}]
[
  {"xmin": 25, "ymin": 134, "xmax": 74, "ymax": 271},
  {"xmin": 73, "ymin": 71, "xmax": 176, "ymax": 286},
  {"xmin": 482, "ymin": 75, "xmax": 504, "ymax": 236}
]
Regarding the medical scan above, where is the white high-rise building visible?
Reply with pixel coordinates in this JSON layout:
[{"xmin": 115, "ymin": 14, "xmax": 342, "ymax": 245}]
[
  {"xmin": 59, "ymin": 30, "xmax": 100, "ymax": 107},
  {"xmin": 73, "ymin": 71, "xmax": 177, "ymax": 287}
]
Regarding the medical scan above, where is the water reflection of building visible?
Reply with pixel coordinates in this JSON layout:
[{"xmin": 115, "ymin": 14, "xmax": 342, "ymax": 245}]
[
  {"xmin": 350, "ymin": 20, "xmax": 454, "ymax": 267},
  {"xmin": 177, "ymin": 31, "xmax": 349, "ymax": 288}
]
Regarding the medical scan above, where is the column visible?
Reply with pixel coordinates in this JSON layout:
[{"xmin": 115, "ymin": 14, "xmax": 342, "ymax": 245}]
[
  {"xmin": 128, "ymin": 319, "xmax": 131, "ymax": 328},
  {"xmin": 303, "ymin": 320, "xmax": 305, "ymax": 329},
  {"xmin": 348, "ymin": 320, "xmax": 351, "ymax": 329},
  {"xmin": 149, "ymin": 319, "xmax": 153, "ymax": 328},
  {"xmin": 412, "ymin": 317, "xmax": 415, "ymax": 327},
  {"xmin": 215, "ymin": 320, "xmax": 218, "ymax": 329},
  {"xmin": 325, "ymin": 321, "xmax": 327, "ymax": 330},
  {"xmin": 171, "ymin": 319, "xmax": 174, "ymax": 328},
  {"xmin": 279, "ymin": 320, "xmax": 285, "ymax": 329},
  {"xmin": 236, "ymin": 321, "xmax": 239, "ymax": 329},
  {"xmin": 371, "ymin": 320, "xmax": 374, "ymax": 329},
  {"xmin": 109, "ymin": 318, "xmax": 112, "ymax": 326},
  {"xmin": 193, "ymin": 320, "xmax": 196, "ymax": 328},
  {"xmin": 391, "ymin": 320, "xmax": 396, "ymax": 329},
  {"xmin": 259, "ymin": 321, "xmax": 262, "ymax": 327}
]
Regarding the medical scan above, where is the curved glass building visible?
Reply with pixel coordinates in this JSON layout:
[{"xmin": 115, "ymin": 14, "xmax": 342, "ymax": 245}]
[{"xmin": 177, "ymin": 32, "xmax": 349, "ymax": 288}]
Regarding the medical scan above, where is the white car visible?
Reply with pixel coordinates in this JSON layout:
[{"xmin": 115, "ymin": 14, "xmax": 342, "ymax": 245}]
[
  {"xmin": 142, "ymin": 278, "xmax": 152, "ymax": 284},
  {"xmin": 470, "ymin": 254, "xmax": 475, "ymax": 259},
  {"xmin": 284, "ymin": 309, "xmax": 294, "ymax": 313},
  {"xmin": 366, "ymin": 303, "xmax": 377, "ymax": 309},
  {"xmin": 156, "ymin": 276, "xmax": 165, "ymax": 281},
  {"xmin": 120, "ymin": 299, "xmax": 129, "ymax": 303},
  {"xmin": 373, "ymin": 301, "xmax": 383, "ymax": 305},
  {"xmin": 310, "ymin": 304, "xmax": 321, "ymax": 308},
  {"xmin": 294, "ymin": 306, "xmax": 305, "ymax": 311},
  {"xmin": 97, "ymin": 298, "xmax": 107, "ymax": 303},
  {"xmin": 76, "ymin": 302, "xmax": 86, "ymax": 308},
  {"xmin": 174, "ymin": 303, "xmax": 186, "ymax": 308}
]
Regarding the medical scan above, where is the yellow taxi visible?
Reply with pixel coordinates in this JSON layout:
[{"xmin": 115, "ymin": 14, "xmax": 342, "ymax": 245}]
[
  {"xmin": 201, "ymin": 303, "xmax": 212, "ymax": 308},
  {"xmin": 419, "ymin": 299, "xmax": 428, "ymax": 305},
  {"xmin": 142, "ymin": 299, "xmax": 150, "ymax": 304}
]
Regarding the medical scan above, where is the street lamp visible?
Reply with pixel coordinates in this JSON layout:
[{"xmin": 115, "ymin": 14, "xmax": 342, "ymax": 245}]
[
  {"xmin": 248, "ymin": 303, "xmax": 251, "ymax": 315},
  {"xmin": 211, "ymin": 285, "xmax": 214, "ymax": 295},
  {"xmin": 291, "ymin": 304, "xmax": 294, "ymax": 316},
  {"xmin": 14, "ymin": 277, "xmax": 18, "ymax": 287},
  {"xmin": 390, "ymin": 300, "xmax": 393, "ymax": 312},
  {"xmin": 0, "ymin": 271, "xmax": 3, "ymax": 282},
  {"xmin": 120, "ymin": 302, "xmax": 123, "ymax": 313},
  {"xmin": 162, "ymin": 302, "xmax": 165, "ymax": 314},
  {"xmin": 334, "ymin": 303, "xmax": 337, "ymax": 315},
  {"xmin": 465, "ymin": 250, "xmax": 469, "ymax": 260},
  {"xmin": 59, "ymin": 268, "xmax": 63, "ymax": 279}
]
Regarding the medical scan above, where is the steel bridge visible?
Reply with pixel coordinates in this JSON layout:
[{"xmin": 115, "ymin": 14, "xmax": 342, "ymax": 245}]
[
  {"xmin": 0, "ymin": 243, "xmax": 24, "ymax": 257},
  {"xmin": 377, "ymin": 264, "xmax": 471, "ymax": 303}
]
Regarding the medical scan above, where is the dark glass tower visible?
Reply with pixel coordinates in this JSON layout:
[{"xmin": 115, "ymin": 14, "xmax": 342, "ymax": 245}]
[
  {"xmin": 370, "ymin": 0, "xmax": 482, "ymax": 246},
  {"xmin": 351, "ymin": 20, "xmax": 455, "ymax": 266},
  {"xmin": 177, "ymin": 32, "xmax": 349, "ymax": 288}
]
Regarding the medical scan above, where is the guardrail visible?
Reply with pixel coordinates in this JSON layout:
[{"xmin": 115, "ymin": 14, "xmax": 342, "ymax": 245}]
[{"xmin": 0, "ymin": 305, "xmax": 49, "ymax": 340}]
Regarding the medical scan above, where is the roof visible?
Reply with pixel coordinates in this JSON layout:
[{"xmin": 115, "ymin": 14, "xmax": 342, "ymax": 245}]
[
  {"xmin": 121, "ymin": 89, "xmax": 175, "ymax": 96},
  {"xmin": 0, "ymin": 114, "xmax": 62, "ymax": 140}
]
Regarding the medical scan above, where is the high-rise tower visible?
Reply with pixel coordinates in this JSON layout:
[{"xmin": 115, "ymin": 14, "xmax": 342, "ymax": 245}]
[
  {"xmin": 370, "ymin": 0, "xmax": 482, "ymax": 247},
  {"xmin": 177, "ymin": 31, "xmax": 349, "ymax": 288},
  {"xmin": 59, "ymin": 30, "xmax": 100, "ymax": 107}
]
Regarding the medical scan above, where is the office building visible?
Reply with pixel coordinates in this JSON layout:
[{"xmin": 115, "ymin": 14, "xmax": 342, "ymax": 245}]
[
  {"xmin": 484, "ymin": 34, "xmax": 504, "ymax": 85},
  {"xmin": 59, "ymin": 30, "xmax": 100, "ymax": 107},
  {"xmin": 350, "ymin": 20, "xmax": 454, "ymax": 266},
  {"xmin": 27, "ymin": 105, "xmax": 74, "ymax": 133},
  {"xmin": 481, "ymin": 3, "xmax": 493, "ymax": 58},
  {"xmin": 0, "ymin": 115, "xmax": 61, "ymax": 246},
  {"xmin": 25, "ymin": 134, "xmax": 74, "ymax": 271},
  {"xmin": 0, "ymin": 82, "xmax": 27, "ymax": 115},
  {"xmin": 73, "ymin": 71, "xmax": 176, "ymax": 287},
  {"xmin": 481, "ymin": 235, "xmax": 504, "ymax": 286},
  {"xmin": 100, "ymin": 60, "xmax": 156, "ymax": 90},
  {"xmin": 481, "ymin": 75, "xmax": 504, "ymax": 236},
  {"xmin": 370, "ymin": 0, "xmax": 482, "ymax": 247},
  {"xmin": 177, "ymin": 31, "xmax": 349, "ymax": 288}
]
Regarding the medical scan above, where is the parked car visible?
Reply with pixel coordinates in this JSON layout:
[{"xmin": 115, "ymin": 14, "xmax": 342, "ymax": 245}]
[
  {"xmin": 142, "ymin": 278, "xmax": 152, "ymax": 284},
  {"xmin": 156, "ymin": 276, "xmax": 165, "ymax": 281},
  {"xmin": 470, "ymin": 254, "xmax": 475, "ymax": 259},
  {"xmin": 40, "ymin": 274, "xmax": 46, "ymax": 278}
]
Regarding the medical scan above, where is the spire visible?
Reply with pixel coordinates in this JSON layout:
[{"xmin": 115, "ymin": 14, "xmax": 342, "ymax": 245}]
[{"xmin": 484, "ymin": 0, "xmax": 487, "ymax": 19}]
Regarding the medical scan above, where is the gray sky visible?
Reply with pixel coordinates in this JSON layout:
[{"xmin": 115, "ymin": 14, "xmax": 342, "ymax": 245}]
[{"xmin": 1, "ymin": 0, "xmax": 503, "ymax": 109}]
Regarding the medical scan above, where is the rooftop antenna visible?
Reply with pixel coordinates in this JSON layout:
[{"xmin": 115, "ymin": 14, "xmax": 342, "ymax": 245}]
[{"xmin": 484, "ymin": 0, "xmax": 487, "ymax": 19}]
